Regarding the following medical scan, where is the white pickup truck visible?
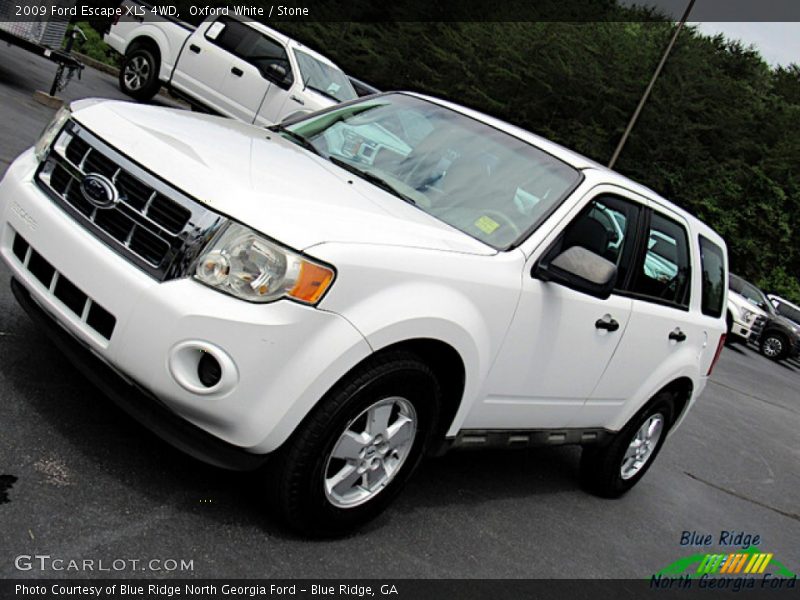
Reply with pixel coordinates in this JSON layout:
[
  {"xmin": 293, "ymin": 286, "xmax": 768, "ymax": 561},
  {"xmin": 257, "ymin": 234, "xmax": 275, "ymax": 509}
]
[{"xmin": 104, "ymin": 0, "xmax": 357, "ymax": 125}]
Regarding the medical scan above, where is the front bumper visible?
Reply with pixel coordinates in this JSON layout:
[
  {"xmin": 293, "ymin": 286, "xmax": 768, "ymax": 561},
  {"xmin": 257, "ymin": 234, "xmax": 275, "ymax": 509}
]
[
  {"xmin": 10, "ymin": 278, "xmax": 266, "ymax": 470},
  {"xmin": 1, "ymin": 149, "xmax": 371, "ymax": 454}
]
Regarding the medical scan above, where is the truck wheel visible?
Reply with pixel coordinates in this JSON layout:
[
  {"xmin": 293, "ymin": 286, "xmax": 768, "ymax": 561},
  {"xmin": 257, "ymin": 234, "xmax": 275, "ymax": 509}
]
[
  {"xmin": 580, "ymin": 393, "xmax": 674, "ymax": 498},
  {"xmin": 120, "ymin": 47, "xmax": 160, "ymax": 101},
  {"xmin": 270, "ymin": 352, "xmax": 440, "ymax": 536},
  {"xmin": 760, "ymin": 333, "xmax": 788, "ymax": 361}
]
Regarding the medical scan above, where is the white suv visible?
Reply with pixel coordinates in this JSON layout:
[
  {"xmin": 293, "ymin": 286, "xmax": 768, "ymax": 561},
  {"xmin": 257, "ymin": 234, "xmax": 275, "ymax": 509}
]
[{"xmin": 0, "ymin": 93, "xmax": 728, "ymax": 534}]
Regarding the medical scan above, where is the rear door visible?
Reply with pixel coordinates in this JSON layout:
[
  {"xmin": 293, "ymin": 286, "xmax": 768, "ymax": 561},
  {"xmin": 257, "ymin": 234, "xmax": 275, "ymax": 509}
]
[{"xmin": 579, "ymin": 202, "xmax": 707, "ymax": 427}]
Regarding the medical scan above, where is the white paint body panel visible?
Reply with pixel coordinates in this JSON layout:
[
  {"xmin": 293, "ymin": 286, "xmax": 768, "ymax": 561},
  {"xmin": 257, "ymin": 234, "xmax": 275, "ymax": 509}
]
[{"xmin": 0, "ymin": 97, "xmax": 728, "ymax": 455}]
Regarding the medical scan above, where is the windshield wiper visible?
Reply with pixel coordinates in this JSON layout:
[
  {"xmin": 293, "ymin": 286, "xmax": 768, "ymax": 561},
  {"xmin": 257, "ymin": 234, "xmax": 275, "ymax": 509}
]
[
  {"xmin": 328, "ymin": 156, "xmax": 416, "ymax": 205},
  {"xmin": 270, "ymin": 124, "xmax": 321, "ymax": 156},
  {"xmin": 307, "ymin": 85, "xmax": 341, "ymax": 103}
]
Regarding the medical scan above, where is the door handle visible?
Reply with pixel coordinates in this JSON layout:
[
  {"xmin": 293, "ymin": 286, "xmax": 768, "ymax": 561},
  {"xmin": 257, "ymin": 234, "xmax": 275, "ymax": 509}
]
[
  {"xmin": 231, "ymin": 66, "xmax": 244, "ymax": 77},
  {"xmin": 290, "ymin": 95, "xmax": 304, "ymax": 105},
  {"xmin": 669, "ymin": 329, "xmax": 687, "ymax": 342},
  {"xmin": 595, "ymin": 317, "xmax": 620, "ymax": 332},
  {"xmin": 189, "ymin": 44, "xmax": 201, "ymax": 54}
]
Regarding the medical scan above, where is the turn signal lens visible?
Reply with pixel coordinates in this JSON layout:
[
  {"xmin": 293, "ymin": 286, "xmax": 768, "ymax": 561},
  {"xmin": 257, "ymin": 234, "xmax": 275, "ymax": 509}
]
[{"xmin": 290, "ymin": 262, "xmax": 335, "ymax": 304}]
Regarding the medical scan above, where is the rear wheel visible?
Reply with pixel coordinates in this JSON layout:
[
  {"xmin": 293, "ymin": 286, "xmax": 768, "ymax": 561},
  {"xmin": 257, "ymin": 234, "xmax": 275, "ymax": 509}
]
[
  {"xmin": 760, "ymin": 332, "xmax": 788, "ymax": 361},
  {"xmin": 270, "ymin": 352, "xmax": 440, "ymax": 536},
  {"xmin": 580, "ymin": 393, "xmax": 674, "ymax": 497},
  {"xmin": 119, "ymin": 47, "xmax": 160, "ymax": 101}
]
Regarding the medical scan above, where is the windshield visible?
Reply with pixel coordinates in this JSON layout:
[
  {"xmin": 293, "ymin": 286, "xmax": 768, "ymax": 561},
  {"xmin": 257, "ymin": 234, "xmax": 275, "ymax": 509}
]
[
  {"xmin": 285, "ymin": 94, "xmax": 582, "ymax": 249},
  {"xmin": 293, "ymin": 50, "xmax": 357, "ymax": 102},
  {"xmin": 730, "ymin": 275, "xmax": 772, "ymax": 313}
]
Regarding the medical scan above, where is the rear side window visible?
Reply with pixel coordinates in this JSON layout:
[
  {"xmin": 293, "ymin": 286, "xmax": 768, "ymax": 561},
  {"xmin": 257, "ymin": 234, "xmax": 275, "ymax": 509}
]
[
  {"xmin": 631, "ymin": 212, "xmax": 691, "ymax": 309},
  {"xmin": 699, "ymin": 236, "xmax": 725, "ymax": 318}
]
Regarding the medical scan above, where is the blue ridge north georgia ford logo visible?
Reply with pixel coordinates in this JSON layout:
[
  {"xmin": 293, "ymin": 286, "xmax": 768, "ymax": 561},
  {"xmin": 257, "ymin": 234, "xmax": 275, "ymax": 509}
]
[{"xmin": 79, "ymin": 173, "xmax": 119, "ymax": 209}]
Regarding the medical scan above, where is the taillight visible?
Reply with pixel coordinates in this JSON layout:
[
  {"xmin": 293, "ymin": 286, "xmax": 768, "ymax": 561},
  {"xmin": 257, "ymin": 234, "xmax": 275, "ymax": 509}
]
[{"xmin": 707, "ymin": 333, "xmax": 726, "ymax": 376}]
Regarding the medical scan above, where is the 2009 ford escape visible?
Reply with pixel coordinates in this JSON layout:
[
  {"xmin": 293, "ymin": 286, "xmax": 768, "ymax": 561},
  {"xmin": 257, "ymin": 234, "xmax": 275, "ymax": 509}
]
[{"xmin": 0, "ymin": 93, "xmax": 728, "ymax": 534}]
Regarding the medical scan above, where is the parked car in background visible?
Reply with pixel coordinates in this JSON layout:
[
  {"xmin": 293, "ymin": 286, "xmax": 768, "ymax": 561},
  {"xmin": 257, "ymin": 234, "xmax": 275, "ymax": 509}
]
[
  {"xmin": 727, "ymin": 273, "xmax": 768, "ymax": 345},
  {"xmin": 761, "ymin": 294, "xmax": 800, "ymax": 361},
  {"xmin": 769, "ymin": 294, "xmax": 800, "ymax": 327},
  {"xmin": 104, "ymin": 0, "xmax": 357, "ymax": 124},
  {"xmin": 1, "ymin": 93, "xmax": 728, "ymax": 534},
  {"xmin": 728, "ymin": 276, "xmax": 800, "ymax": 361}
]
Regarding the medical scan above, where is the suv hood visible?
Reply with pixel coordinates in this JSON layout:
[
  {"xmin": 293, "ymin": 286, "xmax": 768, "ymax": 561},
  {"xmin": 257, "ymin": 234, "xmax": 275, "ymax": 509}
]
[{"xmin": 70, "ymin": 100, "xmax": 495, "ymax": 256}]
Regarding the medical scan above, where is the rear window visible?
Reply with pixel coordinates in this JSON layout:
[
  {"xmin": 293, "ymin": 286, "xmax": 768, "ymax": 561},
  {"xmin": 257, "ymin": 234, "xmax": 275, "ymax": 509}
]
[{"xmin": 699, "ymin": 236, "xmax": 725, "ymax": 318}]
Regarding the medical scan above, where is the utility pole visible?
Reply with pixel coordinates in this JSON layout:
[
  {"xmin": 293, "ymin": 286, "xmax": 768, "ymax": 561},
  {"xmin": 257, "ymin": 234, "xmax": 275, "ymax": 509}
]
[{"xmin": 608, "ymin": 0, "xmax": 696, "ymax": 169}]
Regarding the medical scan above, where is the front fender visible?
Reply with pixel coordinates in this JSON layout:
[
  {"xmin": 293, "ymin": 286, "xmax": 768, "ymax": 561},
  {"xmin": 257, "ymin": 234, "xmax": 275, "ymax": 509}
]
[{"xmin": 310, "ymin": 242, "xmax": 524, "ymax": 436}]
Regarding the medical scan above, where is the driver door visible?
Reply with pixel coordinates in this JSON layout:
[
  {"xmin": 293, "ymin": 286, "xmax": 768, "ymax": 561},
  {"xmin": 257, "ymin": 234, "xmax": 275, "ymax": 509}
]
[
  {"xmin": 467, "ymin": 190, "xmax": 645, "ymax": 429},
  {"xmin": 222, "ymin": 31, "xmax": 294, "ymax": 124}
]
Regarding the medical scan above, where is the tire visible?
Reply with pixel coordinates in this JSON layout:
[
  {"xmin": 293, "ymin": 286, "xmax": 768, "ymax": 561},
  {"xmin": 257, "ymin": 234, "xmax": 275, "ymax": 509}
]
[
  {"xmin": 119, "ymin": 47, "xmax": 160, "ymax": 101},
  {"xmin": 760, "ymin": 332, "xmax": 788, "ymax": 361},
  {"xmin": 580, "ymin": 393, "xmax": 674, "ymax": 498},
  {"xmin": 270, "ymin": 352, "xmax": 440, "ymax": 536}
]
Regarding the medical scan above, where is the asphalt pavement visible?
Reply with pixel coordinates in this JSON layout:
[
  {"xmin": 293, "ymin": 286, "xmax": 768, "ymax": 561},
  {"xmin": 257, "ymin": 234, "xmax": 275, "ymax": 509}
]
[{"xmin": 0, "ymin": 43, "xmax": 798, "ymax": 579}]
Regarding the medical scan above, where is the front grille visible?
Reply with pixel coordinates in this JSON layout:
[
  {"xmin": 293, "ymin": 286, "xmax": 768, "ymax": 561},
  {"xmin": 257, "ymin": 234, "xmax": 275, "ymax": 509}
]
[
  {"xmin": 12, "ymin": 230, "xmax": 116, "ymax": 340},
  {"xmin": 751, "ymin": 315, "xmax": 767, "ymax": 337},
  {"xmin": 36, "ymin": 120, "xmax": 225, "ymax": 281}
]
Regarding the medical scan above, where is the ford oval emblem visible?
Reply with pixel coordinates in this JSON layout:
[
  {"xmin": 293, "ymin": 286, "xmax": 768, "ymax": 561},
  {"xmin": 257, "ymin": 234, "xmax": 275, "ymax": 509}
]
[{"xmin": 80, "ymin": 173, "xmax": 118, "ymax": 209}]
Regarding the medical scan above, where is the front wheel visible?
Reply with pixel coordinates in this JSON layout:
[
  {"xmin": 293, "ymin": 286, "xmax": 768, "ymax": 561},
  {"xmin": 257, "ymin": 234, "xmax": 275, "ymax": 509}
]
[
  {"xmin": 760, "ymin": 332, "xmax": 788, "ymax": 361},
  {"xmin": 119, "ymin": 47, "xmax": 160, "ymax": 101},
  {"xmin": 580, "ymin": 393, "xmax": 674, "ymax": 498},
  {"xmin": 270, "ymin": 352, "xmax": 440, "ymax": 536}
]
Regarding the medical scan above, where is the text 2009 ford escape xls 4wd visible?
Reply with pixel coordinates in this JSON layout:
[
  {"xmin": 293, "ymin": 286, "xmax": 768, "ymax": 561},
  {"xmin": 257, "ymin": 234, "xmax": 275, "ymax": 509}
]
[{"xmin": 1, "ymin": 94, "xmax": 728, "ymax": 534}]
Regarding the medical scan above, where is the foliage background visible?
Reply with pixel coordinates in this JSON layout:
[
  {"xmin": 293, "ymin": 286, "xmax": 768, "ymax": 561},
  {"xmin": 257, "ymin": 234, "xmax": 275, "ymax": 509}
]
[{"xmin": 77, "ymin": 2, "xmax": 800, "ymax": 302}]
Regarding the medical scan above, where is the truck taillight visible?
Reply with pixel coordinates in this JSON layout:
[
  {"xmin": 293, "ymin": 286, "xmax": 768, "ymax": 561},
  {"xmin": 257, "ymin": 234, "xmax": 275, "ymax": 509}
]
[{"xmin": 707, "ymin": 333, "xmax": 726, "ymax": 376}]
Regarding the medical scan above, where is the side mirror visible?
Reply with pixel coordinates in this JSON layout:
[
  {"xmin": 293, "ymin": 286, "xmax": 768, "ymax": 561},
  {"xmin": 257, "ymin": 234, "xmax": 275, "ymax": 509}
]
[
  {"xmin": 264, "ymin": 63, "xmax": 288, "ymax": 85},
  {"xmin": 534, "ymin": 246, "xmax": 618, "ymax": 300}
]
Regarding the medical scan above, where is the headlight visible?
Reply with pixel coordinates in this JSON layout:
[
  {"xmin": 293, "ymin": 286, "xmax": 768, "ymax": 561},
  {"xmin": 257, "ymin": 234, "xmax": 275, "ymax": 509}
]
[
  {"xmin": 34, "ymin": 105, "xmax": 71, "ymax": 161},
  {"xmin": 194, "ymin": 222, "xmax": 335, "ymax": 305},
  {"xmin": 741, "ymin": 309, "xmax": 754, "ymax": 323}
]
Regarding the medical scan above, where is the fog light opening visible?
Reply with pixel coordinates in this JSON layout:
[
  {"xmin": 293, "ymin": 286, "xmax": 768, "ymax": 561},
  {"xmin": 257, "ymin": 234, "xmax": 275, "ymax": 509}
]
[
  {"xmin": 197, "ymin": 351, "xmax": 222, "ymax": 388},
  {"xmin": 168, "ymin": 341, "xmax": 238, "ymax": 396}
]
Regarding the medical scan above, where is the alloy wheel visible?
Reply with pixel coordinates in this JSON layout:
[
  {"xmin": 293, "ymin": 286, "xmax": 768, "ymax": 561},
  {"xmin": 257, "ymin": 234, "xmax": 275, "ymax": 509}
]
[
  {"xmin": 323, "ymin": 396, "xmax": 417, "ymax": 508},
  {"xmin": 620, "ymin": 413, "xmax": 664, "ymax": 480}
]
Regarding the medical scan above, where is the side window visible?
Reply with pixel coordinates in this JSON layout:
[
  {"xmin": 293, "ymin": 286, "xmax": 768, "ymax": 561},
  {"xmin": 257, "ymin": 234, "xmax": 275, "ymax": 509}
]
[
  {"xmin": 632, "ymin": 212, "xmax": 691, "ymax": 308},
  {"xmin": 208, "ymin": 17, "xmax": 255, "ymax": 55},
  {"xmin": 240, "ymin": 34, "xmax": 293, "ymax": 85},
  {"xmin": 206, "ymin": 19, "xmax": 293, "ymax": 84},
  {"xmin": 553, "ymin": 194, "xmax": 641, "ymax": 289},
  {"xmin": 699, "ymin": 236, "xmax": 725, "ymax": 318}
]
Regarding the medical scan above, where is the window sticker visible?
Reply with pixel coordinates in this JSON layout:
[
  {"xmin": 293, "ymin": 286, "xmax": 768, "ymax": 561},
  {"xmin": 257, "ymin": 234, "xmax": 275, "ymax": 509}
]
[{"xmin": 474, "ymin": 215, "xmax": 500, "ymax": 235}]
